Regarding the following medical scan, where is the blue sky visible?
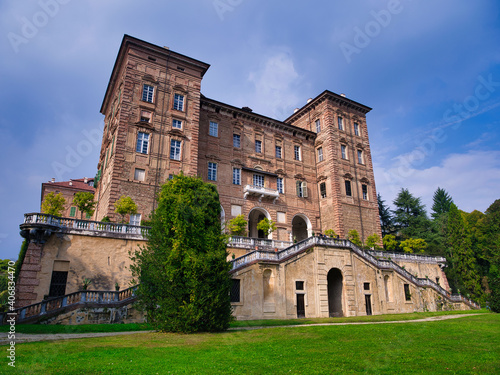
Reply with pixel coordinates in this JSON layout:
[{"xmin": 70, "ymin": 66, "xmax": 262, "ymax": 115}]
[{"xmin": 1, "ymin": 0, "xmax": 499, "ymax": 259}]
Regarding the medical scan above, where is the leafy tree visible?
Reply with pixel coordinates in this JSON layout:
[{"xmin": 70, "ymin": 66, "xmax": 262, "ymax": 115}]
[
  {"xmin": 72, "ymin": 192, "xmax": 96, "ymax": 219},
  {"xmin": 324, "ymin": 229, "xmax": 337, "ymax": 238},
  {"xmin": 348, "ymin": 229, "xmax": 362, "ymax": 247},
  {"xmin": 366, "ymin": 233, "xmax": 382, "ymax": 250},
  {"xmin": 114, "ymin": 196, "xmax": 138, "ymax": 223},
  {"xmin": 257, "ymin": 218, "xmax": 276, "ymax": 237},
  {"xmin": 228, "ymin": 214, "xmax": 247, "ymax": 236},
  {"xmin": 400, "ymin": 238, "xmax": 427, "ymax": 254},
  {"xmin": 378, "ymin": 193, "xmax": 393, "ymax": 236},
  {"xmin": 431, "ymin": 187, "xmax": 454, "ymax": 219},
  {"xmin": 383, "ymin": 234, "xmax": 399, "ymax": 251},
  {"xmin": 392, "ymin": 188, "xmax": 430, "ymax": 238},
  {"xmin": 130, "ymin": 174, "xmax": 232, "ymax": 333},
  {"xmin": 480, "ymin": 200, "xmax": 500, "ymax": 304},
  {"xmin": 41, "ymin": 192, "xmax": 66, "ymax": 216}
]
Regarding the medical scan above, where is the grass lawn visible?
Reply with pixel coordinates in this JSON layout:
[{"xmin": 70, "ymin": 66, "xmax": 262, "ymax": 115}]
[{"xmin": 1, "ymin": 313, "xmax": 498, "ymax": 374}]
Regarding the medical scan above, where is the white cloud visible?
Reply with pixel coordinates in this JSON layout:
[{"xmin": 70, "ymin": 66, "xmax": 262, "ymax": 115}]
[{"xmin": 375, "ymin": 150, "xmax": 500, "ymax": 213}]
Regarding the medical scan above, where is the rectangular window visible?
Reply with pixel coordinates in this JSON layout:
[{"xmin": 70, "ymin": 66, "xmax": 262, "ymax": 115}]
[
  {"xmin": 294, "ymin": 145, "xmax": 301, "ymax": 161},
  {"xmin": 320, "ymin": 182, "xmax": 327, "ymax": 198},
  {"xmin": 172, "ymin": 119, "xmax": 182, "ymax": 129},
  {"xmin": 296, "ymin": 181, "xmax": 308, "ymax": 198},
  {"xmin": 86, "ymin": 212, "xmax": 91, "ymax": 219},
  {"xmin": 233, "ymin": 134, "xmax": 241, "ymax": 148},
  {"xmin": 338, "ymin": 116, "xmax": 344, "ymax": 130},
  {"xmin": 170, "ymin": 139, "xmax": 181, "ymax": 160},
  {"xmin": 134, "ymin": 168, "xmax": 145, "ymax": 181},
  {"xmin": 208, "ymin": 162, "xmax": 217, "ymax": 181},
  {"xmin": 357, "ymin": 150, "xmax": 364, "ymax": 164},
  {"xmin": 277, "ymin": 177, "xmax": 284, "ymax": 194},
  {"xmin": 253, "ymin": 174, "xmax": 264, "ymax": 187},
  {"xmin": 362, "ymin": 184, "xmax": 368, "ymax": 200},
  {"xmin": 404, "ymin": 284, "xmax": 411, "ymax": 301},
  {"xmin": 317, "ymin": 147, "xmax": 323, "ymax": 162},
  {"xmin": 345, "ymin": 180, "xmax": 352, "ymax": 197},
  {"xmin": 130, "ymin": 213, "xmax": 141, "ymax": 226},
  {"xmin": 136, "ymin": 132, "xmax": 149, "ymax": 154},
  {"xmin": 296, "ymin": 281, "xmax": 304, "ymax": 290},
  {"xmin": 354, "ymin": 122, "xmax": 360, "ymax": 136},
  {"xmin": 209, "ymin": 121, "xmax": 218, "ymax": 137},
  {"xmin": 275, "ymin": 145, "xmax": 282, "ymax": 158},
  {"xmin": 364, "ymin": 282, "xmax": 370, "ymax": 291},
  {"xmin": 48, "ymin": 271, "xmax": 68, "ymax": 297},
  {"xmin": 341, "ymin": 145, "xmax": 347, "ymax": 160},
  {"xmin": 232, "ymin": 168, "xmax": 241, "ymax": 185},
  {"xmin": 230, "ymin": 279, "xmax": 241, "ymax": 303},
  {"xmin": 69, "ymin": 207, "xmax": 76, "ymax": 217},
  {"xmin": 142, "ymin": 84, "xmax": 154, "ymax": 103},
  {"xmin": 173, "ymin": 93, "xmax": 184, "ymax": 111},
  {"xmin": 140, "ymin": 110, "xmax": 151, "ymax": 123},
  {"xmin": 315, "ymin": 119, "xmax": 321, "ymax": 133},
  {"xmin": 255, "ymin": 140, "xmax": 262, "ymax": 153}
]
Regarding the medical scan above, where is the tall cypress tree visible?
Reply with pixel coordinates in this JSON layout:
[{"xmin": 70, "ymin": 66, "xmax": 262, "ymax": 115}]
[
  {"xmin": 392, "ymin": 188, "xmax": 429, "ymax": 238},
  {"xmin": 378, "ymin": 193, "xmax": 393, "ymax": 236},
  {"xmin": 431, "ymin": 187, "xmax": 454, "ymax": 219}
]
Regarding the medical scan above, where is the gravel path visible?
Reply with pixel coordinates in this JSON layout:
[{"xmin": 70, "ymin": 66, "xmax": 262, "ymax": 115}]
[{"xmin": 0, "ymin": 313, "xmax": 484, "ymax": 344}]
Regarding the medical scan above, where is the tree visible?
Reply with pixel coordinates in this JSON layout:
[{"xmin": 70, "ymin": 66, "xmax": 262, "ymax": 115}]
[
  {"xmin": 378, "ymin": 193, "xmax": 393, "ymax": 236},
  {"xmin": 392, "ymin": 188, "xmax": 430, "ymax": 238},
  {"xmin": 41, "ymin": 192, "xmax": 66, "ymax": 216},
  {"xmin": 257, "ymin": 218, "xmax": 276, "ymax": 237},
  {"xmin": 228, "ymin": 214, "xmax": 247, "ymax": 236},
  {"xmin": 130, "ymin": 174, "xmax": 232, "ymax": 333},
  {"xmin": 72, "ymin": 192, "xmax": 96, "ymax": 219},
  {"xmin": 383, "ymin": 234, "xmax": 399, "ymax": 251},
  {"xmin": 366, "ymin": 233, "xmax": 382, "ymax": 250},
  {"xmin": 348, "ymin": 229, "xmax": 362, "ymax": 247},
  {"xmin": 114, "ymin": 196, "xmax": 137, "ymax": 223},
  {"xmin": 431, "ymin": 187, "xmax": 454, "ymax": 219},
  {"xmin": 324, "ymin": 229, "xmax": 337, "ymax": 238},
  {"xmin": 400, "ymin": 238, "xmax": 427, "ymax": 254}
]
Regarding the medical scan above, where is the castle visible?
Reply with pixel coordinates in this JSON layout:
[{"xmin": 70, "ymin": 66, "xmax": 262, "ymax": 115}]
[{"xmin": 11, "ymin": 35, "xmax": 477, "ymax": 324}]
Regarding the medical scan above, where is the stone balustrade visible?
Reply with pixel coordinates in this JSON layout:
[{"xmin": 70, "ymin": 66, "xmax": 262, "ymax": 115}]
[{"xmin": 228, "ymin": 236, "xmax": 292, "ymax": 250}]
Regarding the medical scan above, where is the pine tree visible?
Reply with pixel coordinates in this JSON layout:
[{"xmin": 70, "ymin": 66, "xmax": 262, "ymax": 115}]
[
  {"xmin": 378, "ymin": 193, "xmax": 393, "ymax": 236},
  {"xmin": 431, "ymin": 187, "xmax": 454, "ymax": 219},
  {"xmin": 392, "ymin": 188, "xmax": 429, "ymax": 238}
]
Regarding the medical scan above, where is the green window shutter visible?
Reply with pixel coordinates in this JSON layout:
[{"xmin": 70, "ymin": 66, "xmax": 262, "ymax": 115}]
[
  {"xmin": 70, "ymin": 207, "xmax": 76, "ymax": 217},
  {"xmin": 111, "ymin": 135, "xmax": 115, "ymax": 155},
  {"xmin": 85, "ymin": 212, "xmax": 91, "ymax": 219}
]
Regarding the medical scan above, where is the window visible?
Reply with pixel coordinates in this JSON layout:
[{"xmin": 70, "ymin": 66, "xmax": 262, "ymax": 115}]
[
  {"xmin": 134, "ymin": 168, "xmax": 145, "ymax": 181},
  {"xmin": 170, "ymin": 139, "xmax": 181, "ymax": 160},
  {"xmin": 130, "ymin": 213, "xmax": 141, "ymax": 226},
  {"xmin": 315, "ymin": 119, "xmax": 321, "ymax": 133},
  {"xmin": 173, "ymin": 93, "xmax": 184, "ymax": 111},
  {"xmin": 136, "ymin": 132, "xmax": 149, "ymax": 154},
  {"xmin": 168, "ymin": 174, "xmax": 174, "ymax": 180},
  {"xmin": 253, "ymin": 174, "xmax": 264, "ymax": 187},
  {"xmin": 230, "ymin": 279, "xmax": 240, "ymax": 303},
  {"xmin": 208, "ymin": 162, "xmax": 217, "ymax": 181},
  {"xmin": 341, "ymin": 145, "xmax": 347, "ymax": 160},
  {"xmin": 209, "ymin": 121, "xmax": 218, "ymax": 137},
  {"xmin": 142, "ymin": 84, "xmax": 154, "ymax": 103},
  {"xmin": 86, "ymin": 212, "xmax": 91, "ymax": 219},
  {"xmin": 354, "ymin": 122, "xmax": 360, "ymax": 136},
  {"xmin": 277, "ymin": 177, "xmax": 284, "ymax": 194},
  {"xmin": 296, "ymin": 181, "xmax": 308, "ymax": 198},
  {"xmin": 275, "ymin": 145, "xmax": 282, "ymax": 158},
  {"xmin": 233, "ymin": 134, "xmax": 241, "ymax": 148},
  {"xmin": 48, "ymin": 271, "xmax": 68, "ymax": 297},
  {"xmin": 338, "ymin": 116, "xmax": 344, "ymax": 130},
  {"xmin": 69, "ymin": 207, "xmax": 76, "ymax": 217},
  {"xmin": 172, "ymin": 119, "xmax": 182, "ymax": 129},
  {"xmin": 232, "ymin": 168, "xmax": 241, "ymax": 185},
  {"xmin": 294, "ymin": 145, "xmax": 301, "ymax": 161},
  {"xmin": 345, "ymin": 180, "xmax": 352, "ymax": 197},
  {"xmin": 317, "ymin": 147, "xmax": 323, "ymax": 162},
  {"xmin": 362, "ymin": 184, "xmax": 368, "ymax": 200},
  {"xmin": 364, "ymin": 282, "xmax": 370, "ymax": 291},
  {"xmin": 357, "ymin": 150, "xmax": 364, "ymax": 164},
  {"xmin": 255, "ymin": 140, "xmax": 262, "ymax": 153},
  {"xmin": 296, "ymin": 281, "xmax": 304, "ymax": 290},
  {"xmin": 404, "ymin": 284, "xmax": 411, "ymax": 301},
  {"xmin": 140, "ymin": 110, "xmax": 151, "ymax": 123},
  {"xmin": 320, "ymin": 182, "xmax": 327, "ymax": 198}
]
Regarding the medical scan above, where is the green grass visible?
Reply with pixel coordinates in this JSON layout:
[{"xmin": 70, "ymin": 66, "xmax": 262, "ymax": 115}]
[
  {"xmin": 0, "ymin": 322, "xmax": 153, "ymax": 334},
  {"xmin": 1, "ymin": 313, "xmax": 499, "ymax": 374}
]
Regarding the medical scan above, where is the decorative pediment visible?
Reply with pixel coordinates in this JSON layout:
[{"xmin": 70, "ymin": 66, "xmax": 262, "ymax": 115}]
[
  {"xmin": 231, "ymin": 159, "xmax": 244, "ymax": 166},
  {"xmin": 205, "ymin": 154, "xmax": 221, "ymax": 161},
  {"xmin": 360, "ymin": 177, "xmax": 370, "ymax": 184},
  {"xmin": 167, "ymin": 129, "xmax": 186, "ymax": 139},
  {"xmin": 356, "ymin": 143, "xmax": 364, "ymax": 149},
  {"xmin": 317, "ymin": 175, "xmax": 327, "ymax": 182},
  {"xmin": 339, "ymin": 137, "xmax": 347, "ymax": 144},
  {"xmin": 173, "ymin": 84, "xmax": 188, "ymax": 93},
  {"xmin": 343, "ymin": 173, "xmax": 353, "ymax": 180},
  {"xmin": 294, "ymin": 173, "xmax": 305, "ymax": 181},
  {"xmin": 143, "ymin": 74, "xmax": 157, "ymax": 83},
  {"xmin": 134, "ymin": 121, "xmax": 154, "ymax": 131},
  {"xmin": 275, "ymin": 169, "xmax": 286, "ymax": 176}
]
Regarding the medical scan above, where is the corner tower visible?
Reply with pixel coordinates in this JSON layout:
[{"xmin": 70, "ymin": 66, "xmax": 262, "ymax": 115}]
[{"xmin": 286, "ymin": 91, "xmax": 382, "ymax": 242}]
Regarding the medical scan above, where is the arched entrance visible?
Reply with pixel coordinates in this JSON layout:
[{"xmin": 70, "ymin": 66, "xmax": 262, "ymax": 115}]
[
  {"xmin": 292, "ymin": 214, "xmax": 311, "ymax": 242},
  {"xmin": 248, "ymin": 208, "xmax": 271, "ymax": 239},
  {"xmin": 327, "ymin": 268, "xmax": 343, "ymax": 317}
]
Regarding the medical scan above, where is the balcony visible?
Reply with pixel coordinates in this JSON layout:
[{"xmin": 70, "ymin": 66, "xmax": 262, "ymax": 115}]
[{"xmin": 243, "ymin": 184, "xmax": 279, "ymax": 203}]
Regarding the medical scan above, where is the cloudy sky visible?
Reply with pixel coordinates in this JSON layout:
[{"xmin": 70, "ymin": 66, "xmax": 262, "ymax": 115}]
[{"xmin": 1, "ymin": 0, "xmax": 499, "ymax": 259}]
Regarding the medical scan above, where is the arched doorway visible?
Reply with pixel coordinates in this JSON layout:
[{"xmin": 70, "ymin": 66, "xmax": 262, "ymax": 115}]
[
  {"xmin": 248, "ymin": 208, "xmax": 271, "ymax": 239},
  {"xmin": 292, "ymin": 214, "xmax": 311, "ymax": 242},
  {"xmin": 327, "ymin": 268, "xmax": 343, "ymax": 317}
]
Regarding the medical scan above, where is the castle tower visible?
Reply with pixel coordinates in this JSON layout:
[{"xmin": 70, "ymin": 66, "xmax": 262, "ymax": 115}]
[{"xmin": 94, "ymin": 35, "xmax": 210, "ymax": 222}]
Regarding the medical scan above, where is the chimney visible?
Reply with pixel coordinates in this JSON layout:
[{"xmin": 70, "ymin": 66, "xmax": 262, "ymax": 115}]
[
  {"xmin": 340, "ymin": 93, "xmax": 346, "ymax": 97},
  {"xmin": 307, "ymin": 98, "xmax": 313, "ymax": 103},
  {"xmin": 69, "ymin": 180, "xmax": 73, "ymax": 186},
  {"xmin": 294, "ymin": 108, "xmax": 299, "ymax": 113},
  {"xmin": 84, "ymin": 177, "xmax": 88, "ymax": 184},
  {"xmin": 51, "ymin": 178, "xmax": 55, "ymax": 183}
]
